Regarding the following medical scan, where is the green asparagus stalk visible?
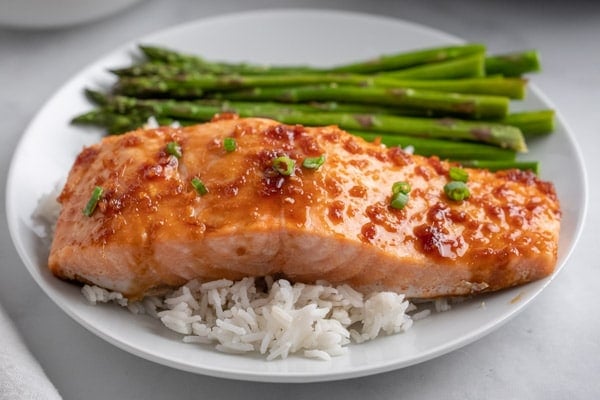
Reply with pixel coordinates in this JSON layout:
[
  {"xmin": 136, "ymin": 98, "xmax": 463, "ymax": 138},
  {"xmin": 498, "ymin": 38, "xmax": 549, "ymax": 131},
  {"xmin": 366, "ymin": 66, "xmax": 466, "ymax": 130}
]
[
  {"xmin": 238, "ymin": 111, "xmax": 526, "ymax": 150},
  {"xmin": 86, "ymin": 89, "xmax": 546, "ymax": 142},
  {"xmin": 85, "ymin": 88, "xmax": 111, "ymax": 105},
  {"xmin": 381, "ymin": 77, "xmax": 526, "ymax": 98},
  {"xmin": 72, "ymin": 109, "xmax": 147, "ymax": 133},
  {"xmin": 113, "ymin": 71, "xmax": 526, "ymax": 99},
  {"xmin": 139, "ymin": 45, "xmax": 312, "ymax": 75},
  {"xmin": 138, "ymin": 45, "xmax": 541, "ymax": 77},
  {"xmin": 457, "ymin": 159, "xmax": 539, "ymax": 174},
  {"xmin": 326, "ymin": 44, "xmax": 486, "ymax": 73},
  {"xmin": 111, "ymin": 60, "xmax": 304, "ymax": 77},
  {"xmin": 216, "ymin": 85, "xmax": 510, "ymax": 119},
  {"xmin": 139, "ymin": 43, "xmax": 487, "ymax": 75},
  {"xmin": 174, "ymin": 98, "xmax": 550, "ymax": 133},
  {"xmin": 111, "ymin": 62, "xmax": 187, "ymax": 78},
  {"xmin": 204, "ymin": 97, "xmax": 550, "ymax": 134},
  {"xmin": 85, "ymin": 89, "xmax": 431, "ymax": 116},
  {"xmin": 78, "ymin": 95, "xmax": 526, "ymax": 150},
  {"xmin": 378, "ymin": 54, "xmax": 485, "ymax": 79},
  {"xmin": 114, "ymin": 80, "xmax": 511, "ymax": 119},
  {"xmin": 139, "ymin": 45, "xmax": 197, "ymax": 64},
  {"xmin": 351, "ymin": 131, "xmax": 516, "ymax": 160},
  {"xmin": 113, "ymin": 74, "xmax": 362, "ymax": 94},
  {"xmin": 485, "ymin": 50, "xmax": 541, "ymax": 76},
  {"xmin": 195, "ymin": 98, "xmax": 430, "ymax": 117},
  {"xmin": 501, "ymin": 109, "xmax": 554, "ymax": 136}
]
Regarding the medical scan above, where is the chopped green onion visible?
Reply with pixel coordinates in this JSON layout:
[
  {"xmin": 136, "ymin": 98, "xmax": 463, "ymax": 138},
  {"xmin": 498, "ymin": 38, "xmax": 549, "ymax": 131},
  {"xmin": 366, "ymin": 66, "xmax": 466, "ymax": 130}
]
[
  {"xmin": 191, "ymin": 177, "xmax": 208, "ymax": 195},
  {"xmin": 449, "ymin": 167, "xmax": 469, "ymax": 182},
  {"xmin": 166, "ymin": 141, "xmax": 182, "ymax": 158},
  {"xmin": 272, "ymin": 156, "xmax": 296, "ymax": 176},
  {"xmin": 82, "ymin": 186, "xmax": 103, "ymax": 217},
  {"xmin": 444, "ymin": 181, "xmax": 470, "ymax": 201},
  {"xmin": 302, "ymin": 154, "xmax": 326, "ymax": 170},
  {"xmin": 392, "ymin": 181, "xmax": 411, "ymax": 195},
  {"xmin": 390, "ymin": 191, "xmax": 409, "ymax": 210},
  {"xmin": 223, "ymin": 137, "xmax": 237, "ymax": 152}
]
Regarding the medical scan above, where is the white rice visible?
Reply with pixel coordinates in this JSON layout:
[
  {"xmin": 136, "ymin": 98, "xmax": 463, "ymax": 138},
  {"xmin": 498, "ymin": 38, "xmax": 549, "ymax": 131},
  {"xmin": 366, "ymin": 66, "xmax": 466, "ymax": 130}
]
[{"xmin": 81, "ymin": 277, "xmax": 427, "ymax": 360}]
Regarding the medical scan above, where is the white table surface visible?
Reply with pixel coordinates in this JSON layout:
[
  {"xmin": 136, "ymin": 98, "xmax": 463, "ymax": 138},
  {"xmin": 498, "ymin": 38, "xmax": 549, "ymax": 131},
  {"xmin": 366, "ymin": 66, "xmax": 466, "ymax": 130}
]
[{"xmin": 1, "ymin": 1, "xmax": 599, "ymax": 398}]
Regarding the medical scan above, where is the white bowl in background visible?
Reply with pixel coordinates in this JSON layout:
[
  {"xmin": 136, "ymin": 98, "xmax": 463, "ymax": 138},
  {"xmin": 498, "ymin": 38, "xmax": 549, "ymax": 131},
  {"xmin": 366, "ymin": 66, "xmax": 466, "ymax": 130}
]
[{"xmin": 0, "ymin": 0, "xmax": 145, "ymax": 29}]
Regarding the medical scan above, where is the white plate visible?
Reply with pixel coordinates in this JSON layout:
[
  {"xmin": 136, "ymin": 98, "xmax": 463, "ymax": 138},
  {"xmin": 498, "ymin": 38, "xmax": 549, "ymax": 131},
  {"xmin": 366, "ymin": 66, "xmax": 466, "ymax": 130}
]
[{"xmin": 6, "ymin": 9, "xmax": 587, "ymax": 382}]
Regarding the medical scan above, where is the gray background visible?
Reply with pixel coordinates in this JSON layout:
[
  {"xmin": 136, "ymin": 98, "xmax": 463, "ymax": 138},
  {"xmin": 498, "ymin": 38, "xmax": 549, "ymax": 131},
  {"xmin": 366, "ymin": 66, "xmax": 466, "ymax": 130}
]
[{"xmin": 1, "ymin": 0, "xmax": 599, "ymax": 398}]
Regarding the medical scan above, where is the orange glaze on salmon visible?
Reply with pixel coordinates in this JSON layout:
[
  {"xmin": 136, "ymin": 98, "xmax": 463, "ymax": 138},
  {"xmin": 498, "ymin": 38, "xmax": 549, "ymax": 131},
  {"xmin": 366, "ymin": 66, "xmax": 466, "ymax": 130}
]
[{"xmin": 48, "ymin": 117, "xmax": 561, "ymax": 300}]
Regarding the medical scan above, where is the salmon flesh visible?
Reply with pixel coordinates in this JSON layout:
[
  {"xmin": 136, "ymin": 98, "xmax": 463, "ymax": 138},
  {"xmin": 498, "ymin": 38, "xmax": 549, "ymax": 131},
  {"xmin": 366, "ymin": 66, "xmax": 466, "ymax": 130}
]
[{"xmin": 48, "ymin": 117, "xmax": 561, "ymax": 300}]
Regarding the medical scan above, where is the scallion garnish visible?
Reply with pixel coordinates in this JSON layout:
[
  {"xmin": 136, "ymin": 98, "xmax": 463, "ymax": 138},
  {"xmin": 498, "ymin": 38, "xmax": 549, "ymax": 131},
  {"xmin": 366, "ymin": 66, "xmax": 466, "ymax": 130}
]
[
  {"xmin": 390, "ymin": 181, "xmax": 410, "ymax": 209},
  {"xmin": 390, "ymin": 191, "xmax": 409, "ymax": 210},
  {"xmin": 191, "ymin": 177, "xmax": 208, "ymax": 195},
  {"xmin": 272, "ymin": 156, "xmax": 296, "ymax": 176},
  {"xmin": 302, "ymin": 154, "xmax": 326, "ymax": 170},
  {"xmin": 444, "ymin": 181, "xmax": 470, "ymax": 201},
  {"xmin": 449, "ymin": 167, "xmax": 469, "ymax": 182},
  {"xmin": 82, "ymin": 186, "xmax": 103, "ymax": 217},
  {"xmin": 166, "ymin": 141, "xmax": 182, "ymax": 158},
  {"xmin": 223, "ymin": 137, "xmax": 237, "ymax": 152},
  {"xmin": 392, "ymin": 181, "xmax": 411, "ymax": 195}
]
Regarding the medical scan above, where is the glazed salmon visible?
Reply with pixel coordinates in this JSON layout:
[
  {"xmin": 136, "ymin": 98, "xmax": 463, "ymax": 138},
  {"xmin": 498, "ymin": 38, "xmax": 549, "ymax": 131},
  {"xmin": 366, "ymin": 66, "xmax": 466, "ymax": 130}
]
[{"xmin": 48, "ymin": 117, "xmax": 561, "ymax": 300}]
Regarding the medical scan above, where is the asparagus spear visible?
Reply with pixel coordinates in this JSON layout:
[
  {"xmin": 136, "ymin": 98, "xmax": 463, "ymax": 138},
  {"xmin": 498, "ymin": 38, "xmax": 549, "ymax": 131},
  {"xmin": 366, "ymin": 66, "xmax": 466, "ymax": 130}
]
[
  {"xmin": 111, "ymin": 62, "xmax": 191, "ymax": 78},
  {"xmin": 351, "ymin": 131, "xmax": 516, "ymax": 160},
  {"xmin": 72, "ymin": 109, "xmax": 148, "ymax": 133},
  {"xmin": 86, "ymin": 88, "xmax": 432, "ymax": 116},
  {"xmin": 205, "ymin": 97, "xmax": 551, "ymax": 135},
  {"xmin": 501, "ymin": 110, "xmax": 554, "ymax": 136},
  {"xmin": 114, "ymin": 77, "xmax": 509, "ymax": 118},
  {"xmin": 127, "ymin": 52, "xmax": 486, "ymax": 81},
  {"xmin": 85, "ymin": 89, "xmax": 552, "ymax": 135},
  {"xmin": 139, "ymin": 45, "xmax": 196, "ymax": 64},
  {"xmin": 114, "ymin": 79, "xmax": 510, "ymax": 119},
  {"xmin": 113, "ymin": 71, "xmax": 526, "ymax": 99},
  {"xmin": 378, "ymin": 54, "xmax": 485, "ymax": 79},
  {"xmin": 139, "ymin": 43, "xmax": 486, "ymax": 75},
  {"xmin": 458, "ymin": 159, "xmax": 539, "ymax": 174},
  {"xmin": 111, "ymin": 59, "xmax": 303, "ymax": 77},
  {"xmin": 77, "ymin": 95, "xmax": 526, "ymax": 150},
  {"xmin": 113, "ymin": 74, "xmax": 364, "ymax": 94},
  {"xmin": 138, "ymin": 45, "xmax": 542, "ymax": 77},
  {"xmin": 325, "ymin": 43, "xmax": 487, "ymax": 73},
  {"xmin": 380, "ymin": 77, "xmax": 526, "ymax": 98},
  {"xmin": 216, "ymin": 85, "xmax": 510, "ymax": 119},
  {"xmin": 485, "ymin": 50, "xmax": 541, "ymax": 76},
  {"xmin": 139, "ymin": 45, "xmax": 312, "ymax": 75},
  {"xmin": 232, "ymin": 101, "xmax": 551, "ymax": 136}
]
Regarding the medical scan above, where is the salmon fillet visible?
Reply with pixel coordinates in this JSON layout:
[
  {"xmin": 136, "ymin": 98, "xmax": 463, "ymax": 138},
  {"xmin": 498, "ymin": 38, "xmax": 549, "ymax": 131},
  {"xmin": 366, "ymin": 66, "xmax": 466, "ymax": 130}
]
[{"xmin": 48, "ymin": 117, "xmax": 561, "ymax": 300}]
